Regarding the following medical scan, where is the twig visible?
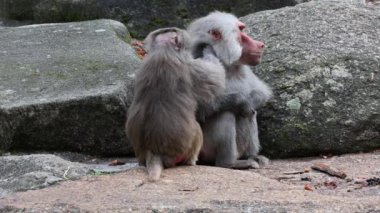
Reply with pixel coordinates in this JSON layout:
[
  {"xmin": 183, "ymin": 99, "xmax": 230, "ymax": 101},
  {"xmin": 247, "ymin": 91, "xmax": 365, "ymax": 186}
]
[
  {"xmin": 283, "ymin": 171, "xmax": 306, "ymax": 175},
  {"xmin": 63, "ymin": 166, "xmax": 72, "ymax": 180},
  {"xmin": 311, "ymin": 163, "xmax": 347, "ymax": 179},
  {"xmin": 179, "ymin": 187, "xmax": 199, "ymax": 192},
  {"xmin": 275, "ymin": 176, "xmax": 296, "ymax": 181}
]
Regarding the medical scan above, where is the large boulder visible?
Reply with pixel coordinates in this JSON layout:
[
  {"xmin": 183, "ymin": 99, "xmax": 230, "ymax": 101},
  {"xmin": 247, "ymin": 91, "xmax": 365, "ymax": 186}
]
[
  {"xmin": 1, "ymin": 1, "xmax": 379, "ymax": 158},
  {"xmin": 244, "ymin": 1, "xmax": 380, "ymax": 157},
  {"xmin": 0, "ymin": 0, "xmax": 299, "ymax": 38},
  {"xmin": 0, "ymin": 154, "xmax": 89, "ymax": 197},
  {"xmin": 0, "ymin": 153, "xmax": 138, "ymax": 197},
  {"xmin": 0, "ymin": 19, "xmax": 141, "ymax": 155}
]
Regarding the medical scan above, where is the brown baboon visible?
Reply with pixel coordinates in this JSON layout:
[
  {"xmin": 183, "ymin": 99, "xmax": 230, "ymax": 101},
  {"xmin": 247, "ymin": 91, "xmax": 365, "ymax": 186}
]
[{"xmin": 126, "ymin": 27, "xmax": 225, "ymax": 181}]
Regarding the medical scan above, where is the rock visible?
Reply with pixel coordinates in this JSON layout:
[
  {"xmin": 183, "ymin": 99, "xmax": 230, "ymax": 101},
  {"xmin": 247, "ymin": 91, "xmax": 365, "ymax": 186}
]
[
  {"xmin": 298, "ymin": 0, "xmax": 380, "ymax": 5},
  {"xmin": 242, "ymin": 1, "xmax": 380, "ymax": 157},
  {"xmin": 0, "ymin": 153, "xmax": 379, "ymax": 212},
  {"xmin": 0, "ymin": 154, "xmax": 89, "ymax": 197},
  {"xmin": 0, "ymin": 19, "xmax": 141, "ymax": 155},
  {"xmin": 0, "ymin": 0, "xmax": 299, "ymax": 38},
  {"xmin": 0, "ymin": 153, "xmax": 138, "ymax": 197},
  {"xmin": 296, "ymin": 0, "xmax": 364, "ymax": 3}
]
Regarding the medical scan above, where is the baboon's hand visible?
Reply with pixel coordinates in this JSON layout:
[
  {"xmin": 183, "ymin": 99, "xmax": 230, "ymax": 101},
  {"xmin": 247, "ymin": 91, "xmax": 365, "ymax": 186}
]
[
  {"xmin": 202, "ymin": 46, "xmax": 219, "ymax": 64},
  {"xmin": 237, "ymin": 102, "xmax": 254, "ymax": 118},
  {"xmin": 225, "ymin": 93, "xmax": 254, "ymax": 118}
]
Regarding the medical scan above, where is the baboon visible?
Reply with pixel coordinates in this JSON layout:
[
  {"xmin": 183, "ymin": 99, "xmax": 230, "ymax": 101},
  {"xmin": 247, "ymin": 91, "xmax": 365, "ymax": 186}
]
[
  {"xmin": 126, "ymin": 27, "xmax": 225, "ymax": 181},
  {"xmin": 188, "ymin": 12, "xmax": 273, "ymax": 169}
]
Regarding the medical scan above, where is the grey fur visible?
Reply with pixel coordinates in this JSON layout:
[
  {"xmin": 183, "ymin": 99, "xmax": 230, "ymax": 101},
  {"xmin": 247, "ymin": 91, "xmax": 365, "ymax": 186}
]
[
  {"xmin": 125, "ymin": 27, "xmax": 225, "ymax": 180},
  {"xmin": 188, "ymin": 12, "xmax": 272, "ymax": 169}
]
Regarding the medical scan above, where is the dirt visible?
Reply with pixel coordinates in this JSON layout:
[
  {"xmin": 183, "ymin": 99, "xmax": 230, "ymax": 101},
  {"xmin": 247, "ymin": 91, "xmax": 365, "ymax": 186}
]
[{"xmin": 1, "ymin": 152, "xmax": 379, "ymax": 212}]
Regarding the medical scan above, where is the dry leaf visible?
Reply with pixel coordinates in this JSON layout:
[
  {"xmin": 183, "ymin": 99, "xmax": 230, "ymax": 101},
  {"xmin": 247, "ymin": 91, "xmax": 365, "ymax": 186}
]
[
  {"xmin": 304, "ymin": 184, "xmax": 314, "ymax": 191},
  {"xmin": 131, "ymin": 39, "xmax": 147, "ymax": 59},
  {"xmin": 109, "ymin": 159, "xmax": 126, "ymax": 166}
]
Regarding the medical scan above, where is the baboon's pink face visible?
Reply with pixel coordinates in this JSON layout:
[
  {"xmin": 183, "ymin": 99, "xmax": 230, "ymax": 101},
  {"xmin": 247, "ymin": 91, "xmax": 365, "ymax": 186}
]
[
  {"xmin": 209, "ymin": 20, "xmax": 265, "ymax": 66},
  {"xmin": 236, "ymin": 21, "xmax": 265, "ymax": 66}
]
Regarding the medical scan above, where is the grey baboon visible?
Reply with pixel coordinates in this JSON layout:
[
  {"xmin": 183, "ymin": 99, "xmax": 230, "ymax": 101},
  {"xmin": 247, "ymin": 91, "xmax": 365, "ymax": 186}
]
[{"xmin": 188, "ymin": 12, "xmax": 272, "ymax": 169}]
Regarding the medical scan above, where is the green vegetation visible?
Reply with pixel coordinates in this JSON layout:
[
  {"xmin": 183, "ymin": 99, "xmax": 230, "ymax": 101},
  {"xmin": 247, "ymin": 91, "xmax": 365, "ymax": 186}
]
[
  {"xmin": 176, "ymin": 7, "xmax": 189, "ymax": 19},
  {"xmin": 147, "ymin": 18, "xmax": 169, "ymax": 27},
  {"xmin": 129, "ymin": 30, "xmax": 141, "ymax": 39},
  {"xmin": 88, "ymin": 170, "xmax": 110, "ymax": 176},
  {"xmin": 121, "ymin": 15, "xmax": 133, "ymax": 24},
  {"xmin": 46, "ymin": 70, "xmax": 68, "ymax": 80}
]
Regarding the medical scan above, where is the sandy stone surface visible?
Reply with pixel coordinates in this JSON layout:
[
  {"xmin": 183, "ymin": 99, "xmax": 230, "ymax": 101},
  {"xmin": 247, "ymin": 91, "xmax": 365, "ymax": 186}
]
[{"xmin": 1, "ymin": 152, "xmax": 379, "ymax": 212}]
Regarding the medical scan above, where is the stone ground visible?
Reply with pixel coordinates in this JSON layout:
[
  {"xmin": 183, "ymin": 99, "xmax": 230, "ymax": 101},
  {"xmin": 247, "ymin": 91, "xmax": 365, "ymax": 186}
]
[{"xmin": 0, "ymin": 152, "xmax": 379, "ymax": 212}]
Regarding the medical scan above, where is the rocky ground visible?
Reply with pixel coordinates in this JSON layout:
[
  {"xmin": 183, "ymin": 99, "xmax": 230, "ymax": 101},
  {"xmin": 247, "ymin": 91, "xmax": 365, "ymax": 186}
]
[{"xmin": 0, "ymin": 152, "xmax": 379, "ymax": 212}]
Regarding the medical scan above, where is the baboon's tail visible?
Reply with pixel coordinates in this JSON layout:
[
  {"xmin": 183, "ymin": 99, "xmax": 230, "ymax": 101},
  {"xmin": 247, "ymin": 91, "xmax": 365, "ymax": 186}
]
[{"xmin": 146, "ymin": 151, "xmax": 164, "ymax": 181}]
